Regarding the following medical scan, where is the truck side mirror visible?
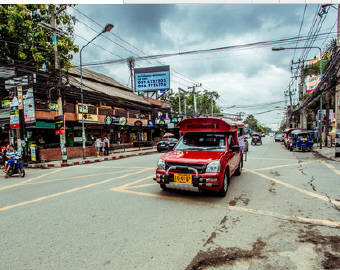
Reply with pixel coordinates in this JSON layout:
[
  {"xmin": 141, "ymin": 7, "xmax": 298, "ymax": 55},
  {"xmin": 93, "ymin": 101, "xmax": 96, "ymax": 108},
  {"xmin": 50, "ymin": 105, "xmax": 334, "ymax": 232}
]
[{"xmin": 231, "ymin": 145, "xmax": 240, "ymax": 152}]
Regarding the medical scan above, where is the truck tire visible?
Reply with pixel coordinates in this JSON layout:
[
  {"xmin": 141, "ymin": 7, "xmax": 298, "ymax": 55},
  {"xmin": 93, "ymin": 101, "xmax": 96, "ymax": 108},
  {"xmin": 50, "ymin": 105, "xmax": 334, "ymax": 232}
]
[
  {"xmin": 160, "ymin": 184, "xmax": 167, "ymax": 190},
  {"xmin": 218, "ymin": 170, "xmax": 229, "ymax": 197},
  {"xmin": 234, "ymin": 157, "xmax": 243, "ymax": 176}
]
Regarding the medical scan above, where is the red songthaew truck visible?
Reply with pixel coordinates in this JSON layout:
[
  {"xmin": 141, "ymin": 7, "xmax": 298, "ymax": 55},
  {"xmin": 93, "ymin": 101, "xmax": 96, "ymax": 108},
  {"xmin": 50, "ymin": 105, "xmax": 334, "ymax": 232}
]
[{"xmin": 154, "ymin": 117, "xmax": 243, "ymax": 196}]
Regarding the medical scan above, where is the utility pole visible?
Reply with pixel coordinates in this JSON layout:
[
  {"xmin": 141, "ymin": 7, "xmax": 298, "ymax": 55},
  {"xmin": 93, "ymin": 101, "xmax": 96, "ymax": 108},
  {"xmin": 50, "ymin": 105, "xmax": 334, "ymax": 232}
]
[
  {"xmin": 51, "ymin": 6, "xmax": 67, "ymax": 163},
  {"xmin": 127, "ymin": 57, "xmax": 135, "ymax": 92},
  {"xmin": 211, "ymin": 96, "xmax": 213, "ymax": 117},
  {"xmin": 178, "ymin": 88, "xmax": 181, "ymax": 115},
  {"xmin": 335, "ymin": 4, "xmax": 340, "ymax": 157},
  {"xmin": 188, "ymin": 83, "xmax": 201, "ymax": 116}
]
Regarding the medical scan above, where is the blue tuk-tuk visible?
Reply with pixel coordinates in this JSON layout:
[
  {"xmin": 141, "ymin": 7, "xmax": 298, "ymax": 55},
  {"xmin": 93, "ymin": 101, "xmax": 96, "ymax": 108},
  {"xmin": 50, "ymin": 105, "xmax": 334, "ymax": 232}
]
[{"xmin": 289, "ymin": 130, "xmax": 313, "ymax": 152}]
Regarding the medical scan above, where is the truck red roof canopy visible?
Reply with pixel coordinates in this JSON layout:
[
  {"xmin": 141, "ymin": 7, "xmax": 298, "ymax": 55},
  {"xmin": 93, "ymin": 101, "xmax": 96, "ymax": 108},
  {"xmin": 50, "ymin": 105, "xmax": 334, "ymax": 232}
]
[{"xmin": 177, "ymin": 118, "xmax": 238, "ymax": 133}]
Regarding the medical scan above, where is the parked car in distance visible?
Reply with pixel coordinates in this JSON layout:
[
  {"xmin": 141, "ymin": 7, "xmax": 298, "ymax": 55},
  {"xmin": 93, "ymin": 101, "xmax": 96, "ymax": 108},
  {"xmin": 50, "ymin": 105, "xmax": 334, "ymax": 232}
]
[
  {"xmin": 274, "ymin": 133, "xmax": 284, "ymax": 142},
  {"xmin": 157, "ymin": 138, "xmax": 178, "ymax": 152}
]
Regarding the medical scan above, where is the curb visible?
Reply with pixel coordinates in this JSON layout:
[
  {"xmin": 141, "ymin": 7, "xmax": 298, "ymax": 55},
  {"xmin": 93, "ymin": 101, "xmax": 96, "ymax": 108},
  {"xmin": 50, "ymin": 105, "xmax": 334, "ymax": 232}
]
[
  {"xmin": 28, "ymin": 150, "xmax": 157, "ymax": 169},
  {"xmin": 312, "ymin": 149, "xmax": 339, "ymax": 162}
]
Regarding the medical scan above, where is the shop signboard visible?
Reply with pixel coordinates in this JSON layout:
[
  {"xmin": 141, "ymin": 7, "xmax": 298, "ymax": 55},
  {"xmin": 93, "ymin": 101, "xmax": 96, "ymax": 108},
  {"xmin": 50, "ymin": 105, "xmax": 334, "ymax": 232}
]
[
  {"xmin": 30, "ymin": 144, "xmax": 37, "ymax": 162},
  {"xmin": 1, "ymin": 100, "xmax": 10, "ymax": 108},
  {"xmin": 17, "ymin": 86, "xmax": 23, "ymax": 110},
  {"xmin": 78, "ymin": 104, "xmax": 88, "ymax": 114},
  {"xmin": 104, "ymin": 115, "xmax": 112, "ymax": 125},
  {"xmin": 10, "ymin": 97, "xmax": 19, "ymax": 129},
  {"xmin": 77, "ymin": 114, "xmax": 98, "ymax": 122},
  {"xmin": 168, "ymin": 123, "xmax": 175, "ymax": 129},
  {"xmin": 134, "ymin": 65, "xmax": 170, "ymax": 92},
  {"xmin": 171, "ymin": 117, "xmax": 178, "ymax": 124},
  {"xmin": 49, "ymin": 103, "xmax": 58, "ymax": 111},
  {"xmin": 23, "ymin": 88, "xmax": 35, "ymax": 123},
  {"xmin": 10, "ymin": 109, "xmax": 20, "ymax": 129},
  {"xmin": 147, "ymin": 120, "xmax": 155, "ymax": 127},
  {"xmin": 55, "ymin": 115, "xmax": 65, "ymax": 135},
  {"xmin": 134, "ymin": 120, "xmax": 143, "ymax": 128},
  {"xmin": 159, "ymin": 119, "xmax": 165, "ymax": 126},
  {"xmin": 120, "ymin": 117, "xmax": 127, "ymax": 126}
]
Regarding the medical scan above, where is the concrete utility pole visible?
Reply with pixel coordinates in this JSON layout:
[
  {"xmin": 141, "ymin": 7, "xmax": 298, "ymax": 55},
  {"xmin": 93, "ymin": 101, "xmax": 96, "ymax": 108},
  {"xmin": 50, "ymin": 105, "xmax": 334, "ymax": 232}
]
[
  {"xmin": 51, "ymin": 6, "xmax": 67, "ymax": 163},
  {"xmin": 178, "ymin": 88, "xmax": 181, "ymax": 114},
  {"xmin": 188, "ymin": 83, "xmax": 201, "ymax": 116},
  {"xmin": 335, "ymin": 4, "xmax": 340, "ymax": 156}
]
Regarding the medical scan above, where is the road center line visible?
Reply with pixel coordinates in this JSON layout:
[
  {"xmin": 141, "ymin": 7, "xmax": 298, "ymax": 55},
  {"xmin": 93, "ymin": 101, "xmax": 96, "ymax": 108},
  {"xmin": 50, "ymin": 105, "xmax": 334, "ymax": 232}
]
[
  {"xmin": 0, "ymin": 168, "xmax": 152, "ymax": 212},
  {"xmin": 28, "ymin": 169, "xmax": 131, "ymax": 185},
  {"xmin": 247, "ymin": 169, "xmax": 340, "ymax": 206}
]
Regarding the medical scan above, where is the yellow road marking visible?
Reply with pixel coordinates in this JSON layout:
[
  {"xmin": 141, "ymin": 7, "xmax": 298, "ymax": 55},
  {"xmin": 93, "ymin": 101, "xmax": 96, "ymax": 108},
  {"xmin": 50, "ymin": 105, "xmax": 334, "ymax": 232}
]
[
  {"xmin": 29, "ymin": 169, "xmax": 131, "ymax": 185},
  {"xmin": 0, "ymin": 168, "xmax": 70, "ymax": 192},
  {"xmin": 116, "ymin": 175, "xmax": 153, "ymax": 189},
  {"xmin": 247, "ymin": 169, "xmax": 340, "ymax": 206},
  {"xmin": 229, "ymin": 205, "xmax": 340, "ymax": 228},
  {"xmin": 110, "ymin": 177, "xmax": 340, "ymax": 228},
  {"xmin": 253, "ymin": 161, "xmax": 315, "ymax": 172},
  {"xmin": 83, "ymin": 165, "xmax": 154, "ymax": 169},
  {"xmin": 111, "ymin": 186, "xmax": 221, "ymax": 208},
  {"xmin": 129, "ymin": 183, "xmax": 157, "ymax": 189},
  {"xmin": 0, "ymin": 168, "xmax": 152, "ymax": 212},
  {"xmin": 320, "ymin": 160, "xmax": 340, "ymax": 175}
]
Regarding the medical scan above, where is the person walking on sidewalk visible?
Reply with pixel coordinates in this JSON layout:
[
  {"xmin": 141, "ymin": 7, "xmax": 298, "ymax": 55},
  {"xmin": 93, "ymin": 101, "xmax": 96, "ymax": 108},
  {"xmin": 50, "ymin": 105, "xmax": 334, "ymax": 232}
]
[
  {"xmin": 103, "ymin": 136, "xmax": 110, "ymax": 156},
  {"xmin": 95, "ymin": 137, "xmax": 102, "ymax": 157}
]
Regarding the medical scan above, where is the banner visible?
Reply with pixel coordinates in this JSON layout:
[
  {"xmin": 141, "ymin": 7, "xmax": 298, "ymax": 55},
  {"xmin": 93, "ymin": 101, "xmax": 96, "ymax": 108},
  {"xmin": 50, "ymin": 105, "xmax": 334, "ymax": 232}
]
[
  {"xmin": 23, "ymin": 88, "xmax": 36, "ymax": 123},
  {"xmin": 134, "ymin": 66, "xmax": 170, "ymax": 92}
]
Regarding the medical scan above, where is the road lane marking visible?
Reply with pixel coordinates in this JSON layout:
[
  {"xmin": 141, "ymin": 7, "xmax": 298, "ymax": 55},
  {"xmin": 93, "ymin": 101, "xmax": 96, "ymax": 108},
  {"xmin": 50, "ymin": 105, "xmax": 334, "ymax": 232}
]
[
  {"xmin": 82, "ymin": 165, "xmax": 154, "ymax": 169},
  {"xmin": 247, "ymin": 169, "xmax": 340, "ymax": 206},
  {"xmin": 0, "ymin": 168, "xmax": 152, "ymax": 212},
  {"xmin": 229, "ymin": 205, "xmax": 340, "ymax": 228},
  {"xmin": 320, "ymin": 160, "xmax": 340, "ymax": 175},
  {"xmin": 28, "ymin": 170, "xmax": 131, "ymax": 185},
  {"xmin": 247, "ymin": 157, "xmax": 296, "ymax": 161},
  {"xmin": 0, "ymin": 168, "xmax": 69, "ymax": 191},
  {"xmin": 128, "ymin": 183, "xmax": 157, "ymax": 189},
  {"xmin": 253, "ymin": 161, "xmax": 315, "ymax": 172},
  {"xmin": 110, "ymin": 178, "xmax": 340, "ymax": 228},
  {"xmin": 111, "ymin": 186, "xmax": 221, "ymax": 208}
]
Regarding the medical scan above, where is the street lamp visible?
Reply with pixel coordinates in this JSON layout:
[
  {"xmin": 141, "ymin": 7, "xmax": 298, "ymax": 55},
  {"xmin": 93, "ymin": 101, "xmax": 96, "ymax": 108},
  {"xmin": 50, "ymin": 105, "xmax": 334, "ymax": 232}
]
[
  {"xmin": 272, "ymin": 46, "xmax": 323, "ymax": 149},
  {"xmin": 80, "ymin": 23, "xmax": 114, "ymax": 159}
]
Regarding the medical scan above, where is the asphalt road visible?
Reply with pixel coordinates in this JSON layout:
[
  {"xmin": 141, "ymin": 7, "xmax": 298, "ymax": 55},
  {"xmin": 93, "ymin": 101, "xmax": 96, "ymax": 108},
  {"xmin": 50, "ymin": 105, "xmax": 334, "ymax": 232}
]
[{"xmin": 0, "ymin": 137, "xmax": 339, "ymax": 270}]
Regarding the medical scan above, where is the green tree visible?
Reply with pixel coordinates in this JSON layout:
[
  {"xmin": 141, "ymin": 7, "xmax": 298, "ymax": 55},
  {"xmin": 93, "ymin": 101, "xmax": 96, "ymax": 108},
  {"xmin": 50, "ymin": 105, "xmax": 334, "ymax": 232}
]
[
  {"xmin": 160, "ymin": 89, "xmax": 221, "ymax": 116},
  {"xmin": 0, "ymin": 4, "xmax": 78, "ymax": 70}
]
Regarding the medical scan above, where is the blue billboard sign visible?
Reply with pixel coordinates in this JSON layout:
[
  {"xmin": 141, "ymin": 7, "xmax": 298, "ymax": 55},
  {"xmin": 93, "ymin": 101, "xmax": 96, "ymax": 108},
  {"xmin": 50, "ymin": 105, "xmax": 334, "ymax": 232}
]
[{"xmin": 134, "ymin": 65, "xmax": 170, "ymax": 92}]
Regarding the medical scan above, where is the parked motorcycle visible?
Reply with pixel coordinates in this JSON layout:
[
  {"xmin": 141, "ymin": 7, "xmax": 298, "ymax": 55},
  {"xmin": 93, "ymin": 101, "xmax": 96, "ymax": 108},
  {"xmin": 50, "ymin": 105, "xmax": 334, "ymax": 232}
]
[{"xmin": 8, "ymin": 158, "xmax": 25, "ymax": 177}]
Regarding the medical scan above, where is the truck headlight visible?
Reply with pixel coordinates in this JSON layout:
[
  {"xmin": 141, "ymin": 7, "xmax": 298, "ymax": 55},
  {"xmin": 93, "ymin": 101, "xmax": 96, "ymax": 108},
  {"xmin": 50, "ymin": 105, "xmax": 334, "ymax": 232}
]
[
  {"xmin": 206, "ymin": 160, "xmax": 221, "ymax": 173},
  {"xmin": 157, "ymin": 159, "xmax": 166, "ymax": 170}
]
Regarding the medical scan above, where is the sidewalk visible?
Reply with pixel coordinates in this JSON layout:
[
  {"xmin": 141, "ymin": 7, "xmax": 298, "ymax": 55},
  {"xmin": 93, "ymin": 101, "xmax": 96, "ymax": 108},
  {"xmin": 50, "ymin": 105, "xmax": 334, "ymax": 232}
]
[
  {"xmin": 28, "ymin": 146, "xmax": 158, "ymax": 168},
  {"xmin": 312, "ymin": 145, "xmax": 339, "ymax": 162}
]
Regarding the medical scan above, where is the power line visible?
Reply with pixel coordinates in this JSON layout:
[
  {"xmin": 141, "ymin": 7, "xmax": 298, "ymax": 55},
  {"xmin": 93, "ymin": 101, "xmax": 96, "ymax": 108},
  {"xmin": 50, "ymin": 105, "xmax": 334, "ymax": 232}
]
[{"xmin": 292, "ymin": 4, "xmax": 307, "ymax": 61}]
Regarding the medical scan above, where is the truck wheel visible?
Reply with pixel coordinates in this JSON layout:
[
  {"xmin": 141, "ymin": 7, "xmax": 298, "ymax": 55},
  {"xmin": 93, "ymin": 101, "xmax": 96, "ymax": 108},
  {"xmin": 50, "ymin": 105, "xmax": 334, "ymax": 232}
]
[
  {"xmin": 160, "ymin": 184, "xmax": 167, "ymax": 190},
  {"xmin": 218, "ymin": 171, "xmax": 229, "ymax": 197},
  {"xmin": 234, "ymin": 158, "xmax": 243, "ymax": 176}
]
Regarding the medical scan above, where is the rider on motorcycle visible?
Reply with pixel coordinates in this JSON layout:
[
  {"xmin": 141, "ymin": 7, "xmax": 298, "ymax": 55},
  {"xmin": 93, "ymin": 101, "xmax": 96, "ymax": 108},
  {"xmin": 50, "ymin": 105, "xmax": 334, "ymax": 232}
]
[{"xmin": 5, "ymin": 145, "xmax": 19, "ymax": 178}]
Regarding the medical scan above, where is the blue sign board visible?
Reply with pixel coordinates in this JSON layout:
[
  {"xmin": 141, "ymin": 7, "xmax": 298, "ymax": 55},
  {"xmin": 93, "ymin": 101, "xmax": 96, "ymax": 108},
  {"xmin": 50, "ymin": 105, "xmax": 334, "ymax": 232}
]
[
  {"xmin": 147, "ymin": 120, "xmax": 155, "ymax": 127},
  {"xmin": 135, "ymin": 66, "xmax": 170, "ymax": 92}
]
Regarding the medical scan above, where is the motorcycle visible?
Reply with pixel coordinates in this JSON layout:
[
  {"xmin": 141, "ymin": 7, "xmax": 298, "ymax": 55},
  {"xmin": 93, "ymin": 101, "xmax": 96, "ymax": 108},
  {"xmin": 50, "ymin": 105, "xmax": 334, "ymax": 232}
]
[
  {"xmin": 8, "ymin": 158, "xmax": 25, "ymax": 177},
  {"xmin": 251, "ymin": 134, "xmax": 262, "ymax": 145}
]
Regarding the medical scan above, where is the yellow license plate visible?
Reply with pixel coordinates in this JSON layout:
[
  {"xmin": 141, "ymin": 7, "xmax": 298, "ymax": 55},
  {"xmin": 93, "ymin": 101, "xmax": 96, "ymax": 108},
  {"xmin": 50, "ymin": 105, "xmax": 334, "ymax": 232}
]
[
  {"xmin": 301, "ymin": 138, "xmax": 307, "ymax": 141},
  {"xmin": 174, "ymin": 174, "xmax": 192, "ymax": 184}
]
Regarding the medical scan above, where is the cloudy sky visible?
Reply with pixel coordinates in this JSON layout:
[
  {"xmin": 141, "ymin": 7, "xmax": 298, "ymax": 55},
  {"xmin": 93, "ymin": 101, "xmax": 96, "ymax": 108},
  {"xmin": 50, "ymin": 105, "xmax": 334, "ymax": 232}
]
[{"xmin": 68, "ymin": 4, "xmax": 338, "ymax": 130}]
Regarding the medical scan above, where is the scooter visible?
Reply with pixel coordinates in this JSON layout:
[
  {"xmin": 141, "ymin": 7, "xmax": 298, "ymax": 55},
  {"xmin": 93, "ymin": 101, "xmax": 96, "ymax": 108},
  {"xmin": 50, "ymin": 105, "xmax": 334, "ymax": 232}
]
[{"xmin": 8, "ymin": 158, "xmax": 25, "ymax": 177}]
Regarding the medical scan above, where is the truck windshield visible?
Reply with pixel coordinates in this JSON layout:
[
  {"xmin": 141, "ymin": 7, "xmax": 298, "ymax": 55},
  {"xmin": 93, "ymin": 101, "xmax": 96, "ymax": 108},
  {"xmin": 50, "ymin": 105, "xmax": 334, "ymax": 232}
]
[{"xmin": 174, "ymin": 133, "xmax": 226, "ymax": 151}]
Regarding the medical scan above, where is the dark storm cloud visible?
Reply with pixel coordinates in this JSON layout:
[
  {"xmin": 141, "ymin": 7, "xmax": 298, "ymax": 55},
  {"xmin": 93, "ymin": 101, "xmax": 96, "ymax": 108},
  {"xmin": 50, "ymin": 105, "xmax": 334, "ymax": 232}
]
[{"xmin": 79, "ymin": 4, "xmax": 177, "ymax": 48}]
